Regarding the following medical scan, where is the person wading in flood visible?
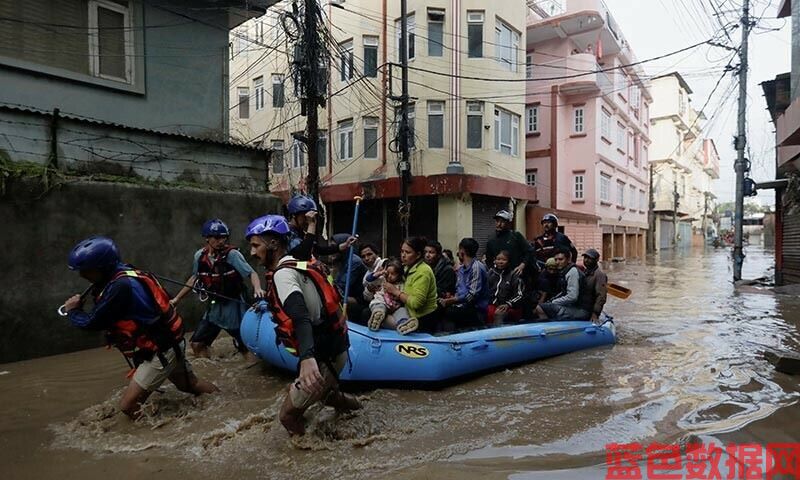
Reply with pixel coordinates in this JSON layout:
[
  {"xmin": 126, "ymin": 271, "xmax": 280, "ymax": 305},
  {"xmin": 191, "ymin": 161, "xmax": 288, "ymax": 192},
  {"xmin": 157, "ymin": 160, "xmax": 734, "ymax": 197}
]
[
  {"xmin": 170, "ymin": 219, "xmax": 265, "ymax": 358},
  {"xmin": 246, "ymin": 215, "xmax": 361, "ymax": 436},
  {"xmin": 61, "ymin": 236, "xmax": 218, "ymax": 419}
]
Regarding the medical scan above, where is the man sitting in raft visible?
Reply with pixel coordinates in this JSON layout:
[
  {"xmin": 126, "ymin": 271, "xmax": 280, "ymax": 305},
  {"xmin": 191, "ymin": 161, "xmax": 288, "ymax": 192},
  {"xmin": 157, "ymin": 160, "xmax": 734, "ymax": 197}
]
[
  {"xmin": 246, "ymin": 215, "xmax": 361, "ymax": 436},
  {"xmin": 438, "ymin": 238, "xmax": 490, "ymax": 331},
  {"xmin": 61, "ymin": 236, "xmax": 218, "ymax": 419},
  {"xmin": 534, "ymin": 247, "xmax": 593, "ymax": 321}
]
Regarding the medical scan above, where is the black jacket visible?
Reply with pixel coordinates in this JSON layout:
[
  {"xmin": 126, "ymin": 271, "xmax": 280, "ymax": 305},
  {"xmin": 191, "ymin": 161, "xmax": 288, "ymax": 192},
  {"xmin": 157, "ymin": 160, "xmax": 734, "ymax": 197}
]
[
  {"xmin": 485, "ymin": 229, "xmax": 533, "ymax": 270},
  {"xmin": 432, "ymin": 256, "xmax": 456, "ymax": 297},
  {"xmin": 533, "ymin": 231, "xmax": 578, "ymax": 264}
]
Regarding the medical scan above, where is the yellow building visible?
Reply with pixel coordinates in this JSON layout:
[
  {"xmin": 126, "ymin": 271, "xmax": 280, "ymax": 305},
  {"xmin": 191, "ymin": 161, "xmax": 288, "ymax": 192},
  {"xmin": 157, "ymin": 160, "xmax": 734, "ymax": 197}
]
[{"xmin": 229, "ymin": 0, "xmax": 533, "ymax": 255}]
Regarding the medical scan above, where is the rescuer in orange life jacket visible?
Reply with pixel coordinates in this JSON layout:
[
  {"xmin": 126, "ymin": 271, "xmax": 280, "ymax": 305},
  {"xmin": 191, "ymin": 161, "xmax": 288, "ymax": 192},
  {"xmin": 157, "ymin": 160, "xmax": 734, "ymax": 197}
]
[
  {"xmin": 170, "ymin": 219, "xmax": 265, "ymax": 358},
  {"xmin": 62, "ymin": 236, "xmax": 218, "ymax": 419},
  {"xmin": 246, "ymin": 214, "xmax": 361, "ymax": 436}
]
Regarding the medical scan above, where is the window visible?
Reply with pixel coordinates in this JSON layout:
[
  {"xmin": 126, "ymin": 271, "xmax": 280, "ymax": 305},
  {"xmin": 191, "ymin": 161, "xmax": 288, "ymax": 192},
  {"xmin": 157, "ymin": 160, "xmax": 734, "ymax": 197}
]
[
  {"xmin": 292, "ymin": 137, "xmax": 305, "ymax": 168},
  {"xmin": 631, "ymin": 86, "xmax": 641, "ymax": 112},
  {"xmin": 639, "ymin": 189, "xmax": 646, "ymax": 211},
  {"xmin": 678, "ymin": 90, "xmax": 686, "ymax": 116},
  {"xmin": 467, "ymin": 101, "xmax": 483, "ymax": 149},
  {"xmin": 89, "ymin": 0, "xmax": 133, "ymax": 82},
  {"xmin": 340, "ymin": 40, "xmax": 354, "ymax": 81},
  {"xmin": 617, "ymin": 122, "xmax": 626, "ymax": 151},
  {"xmin": 574, "ymin": 173, "xmax": 585, "ymax": 200},
  {"xmin": 573, "ymin": 106, "xmax": 585, "ymax": 134},
  {"xmin": 428, "ymin": 9, "xmax": 444, "ymax": 57},
  {"xmin": 526, "ymin": 54, "xmax": 533, "ymax": 79},
  {"xmin": 254, "ymin": 76, "xmax": 264, "ymax": 110},
  {"xmin": 467, "ymin": 11, "xmax": 484, "ymax": 58},
  {"xmin": 363, "ymin": 35, "xmax": 378, "ymax": 77},
  {"xmin": 271, "ymin": 140, "xmax": 284, "ymax": 173},
  {"xmin": 600, "ymin": 173, "xmax": 611, "ymax": 202},
  {"xmin": 617, "ymin": 181, "xmax": 625, "ymax": 206},
  {"xmin": 525, "ymin": 105, "xmax": 539, "ymax": 134},
  {"xmin": 338, "ymin": 120, "xmax": 354, "ymax": 160},
  {"xmin": 428, "ymin": 101, "xmax": 444, "ymax": 148},
  {"xmin": 364, "ymin": 117, "xmax": 379, "ymax": 159},
  {"xmin": 495, "ymin": 20, "xmax": 519, "ymax": 72},
  {"xmin": 237, "ymin": 87, "xmax": 250, "ymax": 119},
  {"xmin": 272, "ymin": 74, "xmax": 284, "ymax": 108},
  {"xmin": 396, "ymin": 15, "xmax": 415, "ymax": 61},
  {"xmin": 629, "ymin": 184, "xmax": 637, "ymax": 209},
  {"xmin": 317, "ymin": 132, "xmax": 328, "ymax": 167},
  {"xmin": 494, "ymin": 108, "xmax": 519, "ymax": 156},
  {"xmin": 526, "ymin": 169, "xmax": 537, "ymax": 186},
  {"xmin": 633, "ymin": 135, "xmax": 641, "ymax": 167},
  {"xmin": 601, "ymin": 108, "xmax": 611, "ymax": 139}
]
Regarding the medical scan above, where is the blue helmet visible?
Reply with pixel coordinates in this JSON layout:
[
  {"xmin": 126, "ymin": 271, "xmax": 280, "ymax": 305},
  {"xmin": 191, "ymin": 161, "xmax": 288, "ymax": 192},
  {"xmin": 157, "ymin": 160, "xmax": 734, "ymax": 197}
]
[
  {"xmin": 245, "ymin": 215, "xmax": 291, "ymax": 240},
  {"xmin": 68, "ymin": 236, "xmax": 120, "ymax": 271},
  {"xmin": 202, "ymin": 218, "xmax": 230, "ymax": 237},
  {"xmin": 287, "ymin": 195, "xmax": 317, "ymax": 215}
]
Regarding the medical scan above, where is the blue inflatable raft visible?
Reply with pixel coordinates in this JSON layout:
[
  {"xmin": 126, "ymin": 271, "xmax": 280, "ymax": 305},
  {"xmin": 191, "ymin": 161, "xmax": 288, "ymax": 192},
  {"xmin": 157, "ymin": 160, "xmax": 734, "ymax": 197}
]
[{"xmin": 241, "ymin": 308, "xmax": 616, "ymax": 384}]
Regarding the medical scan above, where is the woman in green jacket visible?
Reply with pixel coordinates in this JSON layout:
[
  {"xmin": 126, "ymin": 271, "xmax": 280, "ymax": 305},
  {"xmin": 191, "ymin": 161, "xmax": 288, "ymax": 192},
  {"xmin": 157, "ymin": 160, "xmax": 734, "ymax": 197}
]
[{"xmin": 381, "ymin": 236, "xmax": 440, "ymax": 333}]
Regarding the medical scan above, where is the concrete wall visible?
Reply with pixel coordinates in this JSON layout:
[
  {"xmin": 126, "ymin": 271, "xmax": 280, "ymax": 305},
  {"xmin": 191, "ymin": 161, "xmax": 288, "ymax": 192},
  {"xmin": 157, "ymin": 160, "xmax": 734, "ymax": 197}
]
[
  {"xmin": 0, "ymin": 2, "xmax": 230, "ymax": 137},
  {"xmin": 0, "ymin": 108, "xmax": 270, "ymax": 192},
  {"xmin": 0, "ymin": 179, "xmax": 281, "ymax": 363}
]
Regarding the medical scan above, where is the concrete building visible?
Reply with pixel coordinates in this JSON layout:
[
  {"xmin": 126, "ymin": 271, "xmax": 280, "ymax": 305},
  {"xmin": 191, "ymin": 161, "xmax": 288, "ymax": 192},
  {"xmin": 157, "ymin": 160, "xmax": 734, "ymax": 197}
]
[
  {"xmin": 762, "ymin": 0, "xmax": 800, "ymax": 284},
  {"xmin": 0, "ymin": 0, "xmax": 274, "ymax": 190},
  {"xmin": 524, "ymin": 0, "xmax": 651, "ymax": 261},
  {"xmin": 649, "ymin": 73, "xmax": 720, "ymax": 250},
  {"xmin": 230, "ymin": 0, "xmax": 534, "ymax": 255}
]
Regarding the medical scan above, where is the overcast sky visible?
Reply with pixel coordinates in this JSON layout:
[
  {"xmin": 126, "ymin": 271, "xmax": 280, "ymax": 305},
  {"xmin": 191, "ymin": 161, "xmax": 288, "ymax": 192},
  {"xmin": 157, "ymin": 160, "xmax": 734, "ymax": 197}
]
[{"xmin": 605, "ymin": 0, "xmax": 790, "ymax": 207}]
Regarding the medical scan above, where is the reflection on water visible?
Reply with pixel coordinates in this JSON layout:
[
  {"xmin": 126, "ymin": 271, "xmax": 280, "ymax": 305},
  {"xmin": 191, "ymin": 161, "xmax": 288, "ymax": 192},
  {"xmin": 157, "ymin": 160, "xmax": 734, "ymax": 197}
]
[{"xmin": 2, "ymin": 246, "xmax": 799, "ymax": 479}]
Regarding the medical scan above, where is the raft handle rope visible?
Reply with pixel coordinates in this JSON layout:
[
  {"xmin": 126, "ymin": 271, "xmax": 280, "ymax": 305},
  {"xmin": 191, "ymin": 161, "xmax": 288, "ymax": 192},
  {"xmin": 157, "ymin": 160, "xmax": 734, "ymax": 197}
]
[
  {"xmin": 57, "ymin": 284, "xmax": 93, "ymax": 317},
  {"xmin": 151, "ymin": 273, "xmax": 251, "ymax": 307}
]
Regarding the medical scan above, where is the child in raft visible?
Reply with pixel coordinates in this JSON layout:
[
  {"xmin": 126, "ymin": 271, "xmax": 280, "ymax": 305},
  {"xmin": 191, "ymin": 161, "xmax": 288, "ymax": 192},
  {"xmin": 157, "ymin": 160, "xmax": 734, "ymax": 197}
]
[{"xmin": 366, "ymin": 259, "xmax": 416, "ymax": 334}]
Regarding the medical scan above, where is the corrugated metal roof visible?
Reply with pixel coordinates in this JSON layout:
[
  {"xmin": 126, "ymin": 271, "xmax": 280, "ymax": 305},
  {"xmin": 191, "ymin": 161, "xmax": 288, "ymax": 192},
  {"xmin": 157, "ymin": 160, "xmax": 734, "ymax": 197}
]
[{"xmin": 0, "ymin": 103, "xmax": 270, "ymax": 153}]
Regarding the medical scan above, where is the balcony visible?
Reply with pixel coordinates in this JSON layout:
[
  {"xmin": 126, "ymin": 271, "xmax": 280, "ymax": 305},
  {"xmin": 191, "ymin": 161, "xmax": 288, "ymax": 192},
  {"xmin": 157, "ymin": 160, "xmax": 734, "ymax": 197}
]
[
  {"xmin": 559, "ymin": 54, "xmax": 600, "ymax": 95},
  {"xmin": 526, "ymin": 0, "xmax": 625, "ymax": 57},
  {"xmin": 777, "ymin": 97, "xmax": 800, "ymax": 171}
]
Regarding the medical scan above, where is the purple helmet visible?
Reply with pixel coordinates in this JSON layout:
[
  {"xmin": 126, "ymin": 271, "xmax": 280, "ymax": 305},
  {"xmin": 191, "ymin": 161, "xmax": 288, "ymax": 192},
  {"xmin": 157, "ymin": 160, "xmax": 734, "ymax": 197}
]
[
  {"xmin": 68, "ymin": 236, "xmax": 120, "ymax": 271},
  {"xmin": 245, "ymin": 215, "xmax": 291, "ymax": 240},
  {"xmin": 287, "ymin": 195, "xmax": 317, "ymax": 215},
  {"xmin": 201, "ymin": 218, "xmax": 229, "ymax": 237}
]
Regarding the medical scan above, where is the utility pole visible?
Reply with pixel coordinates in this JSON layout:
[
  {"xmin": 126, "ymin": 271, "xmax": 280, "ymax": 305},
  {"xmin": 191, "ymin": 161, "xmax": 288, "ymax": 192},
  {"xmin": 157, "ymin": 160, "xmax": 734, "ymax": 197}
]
[
  {"xmin": 647, "ymin": 165, "xmax": 656, "ymax": 253},
  {"xmin": 673, "ymin": 174, "xmax": 679, "ymax": 247},
  {"xmin": 733, "ymin": 0, "xmax": 750, "ymax": 281},
  {"xmin": 398, "ymin": 0, "xmax": 411, "ymax": 239},
  {"xmin": 302, "ymin": 0, "xmax": 323, "ymax": 207},
  {"xmin": 702, "ymin": 192, "xmax": 709, "ymax": 241}
]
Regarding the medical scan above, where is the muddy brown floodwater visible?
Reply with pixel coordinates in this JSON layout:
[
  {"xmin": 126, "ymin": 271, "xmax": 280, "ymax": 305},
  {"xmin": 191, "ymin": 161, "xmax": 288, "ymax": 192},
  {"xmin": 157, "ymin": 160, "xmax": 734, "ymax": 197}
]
[{"xmin": 2, "ymin": 246, "xmax": 800, "ymax": 479}]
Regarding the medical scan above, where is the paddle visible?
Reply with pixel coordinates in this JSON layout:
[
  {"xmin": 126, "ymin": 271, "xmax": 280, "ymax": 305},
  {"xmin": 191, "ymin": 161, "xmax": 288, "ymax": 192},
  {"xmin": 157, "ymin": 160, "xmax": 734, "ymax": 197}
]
[
  {"xmin": 607, "ymin": 282, "xmax": 631, "ymax": 299},
  {"xmin": 342, "ymin": 195, "xmax": 363, "ymax": 317}
]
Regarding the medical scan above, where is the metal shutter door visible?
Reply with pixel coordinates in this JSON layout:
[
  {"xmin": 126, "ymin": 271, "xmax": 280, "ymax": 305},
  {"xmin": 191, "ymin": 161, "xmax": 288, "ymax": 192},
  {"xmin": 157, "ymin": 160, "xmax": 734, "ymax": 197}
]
[
  {"xmin": 783, "ymin": 211, "xmax": 800, "ymax": 283},
  {"xmin": 472, "ymin": 195, "xmax": 509, "ymax": 258}
]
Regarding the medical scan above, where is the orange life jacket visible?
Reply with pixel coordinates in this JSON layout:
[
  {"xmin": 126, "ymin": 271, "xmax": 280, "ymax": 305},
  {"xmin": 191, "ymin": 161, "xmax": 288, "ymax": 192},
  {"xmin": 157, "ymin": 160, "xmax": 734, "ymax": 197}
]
[
  {"xmin": 196, "ymin": 245, "xmax": 244, "ymax": 300},
  {"xmin": 98, "ymin": 268, "xmax": 185, "ymax": 364},
  {"xmin": 264, "ymin": 258, "xmax": 347, "ymax": 356}
]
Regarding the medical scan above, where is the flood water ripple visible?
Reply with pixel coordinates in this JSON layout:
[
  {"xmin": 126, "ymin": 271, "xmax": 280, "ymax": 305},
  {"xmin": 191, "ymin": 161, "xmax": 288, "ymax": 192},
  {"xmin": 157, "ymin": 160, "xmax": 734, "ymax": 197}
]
[{"xmin": 2, "ymin": 246, "xmax": 799, "ymax": 479}]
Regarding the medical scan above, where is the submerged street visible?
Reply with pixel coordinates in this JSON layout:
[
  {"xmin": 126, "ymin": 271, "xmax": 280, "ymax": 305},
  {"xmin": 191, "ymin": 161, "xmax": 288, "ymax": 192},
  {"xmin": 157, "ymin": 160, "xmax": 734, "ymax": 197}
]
[{"xmin": 2, "ymin": 246, "xmax": 798, "ymax": 479}]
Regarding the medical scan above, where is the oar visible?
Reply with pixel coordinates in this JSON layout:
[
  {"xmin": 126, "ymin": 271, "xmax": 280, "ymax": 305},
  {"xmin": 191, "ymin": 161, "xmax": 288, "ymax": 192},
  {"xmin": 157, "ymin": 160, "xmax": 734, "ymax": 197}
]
[
  {"xmin": 342, "ymin": 195, "xmax": 363, "ymax": 318},
  {"xmin": 607, "ymin": 282, "xmax": 631, "ymax": 300}
]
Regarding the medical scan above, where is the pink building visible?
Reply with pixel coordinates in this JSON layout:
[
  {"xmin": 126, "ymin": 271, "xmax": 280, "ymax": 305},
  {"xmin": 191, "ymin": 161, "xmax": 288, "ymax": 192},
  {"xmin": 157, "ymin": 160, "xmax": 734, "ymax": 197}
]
[{"xmin": 524, "ymin": 0, "xmax": 651, "ymax": 261}]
